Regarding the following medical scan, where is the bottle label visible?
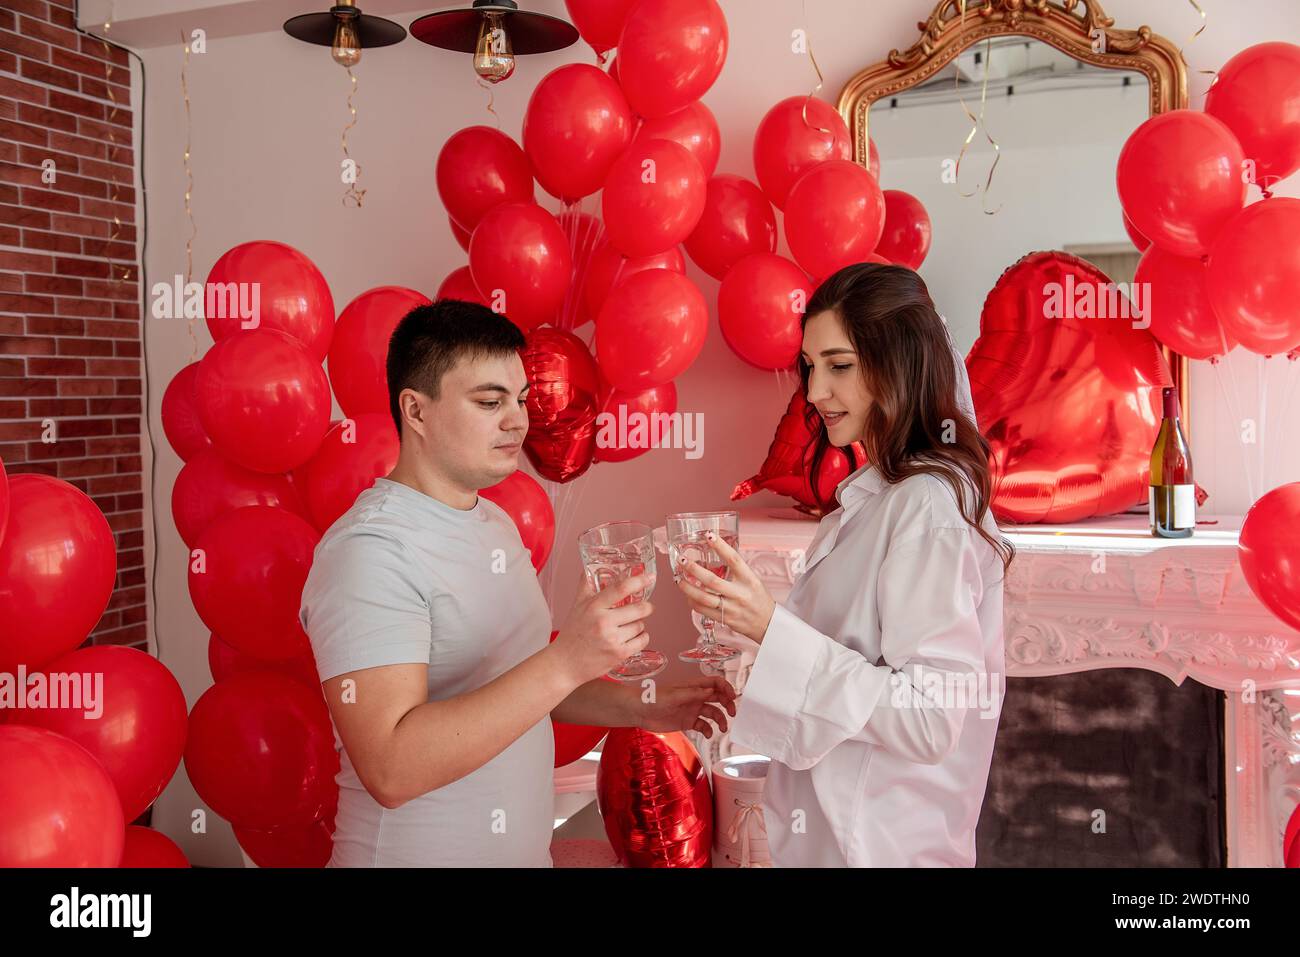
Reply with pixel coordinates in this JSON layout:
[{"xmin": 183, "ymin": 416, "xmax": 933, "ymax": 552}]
[{"xmin": 1149, "ymin": 484, "xmax": 1196, "ymax": 529}]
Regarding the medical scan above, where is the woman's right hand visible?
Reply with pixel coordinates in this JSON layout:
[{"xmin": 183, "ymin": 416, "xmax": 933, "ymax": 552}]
[{"xmin": 552, "ymin": 575, "xmax": 654, "ymax": 684}]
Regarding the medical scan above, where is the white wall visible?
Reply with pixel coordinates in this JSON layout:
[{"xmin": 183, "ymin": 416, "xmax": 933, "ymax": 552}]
[{"xmin": 103, "ymin": 0, "xmax": 1299, "ymax": 863}]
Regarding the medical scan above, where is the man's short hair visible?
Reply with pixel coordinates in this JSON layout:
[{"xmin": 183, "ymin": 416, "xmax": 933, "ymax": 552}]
[{"xmin": 385, "ymin": 299, "xmax": 526, "ymax": 436}]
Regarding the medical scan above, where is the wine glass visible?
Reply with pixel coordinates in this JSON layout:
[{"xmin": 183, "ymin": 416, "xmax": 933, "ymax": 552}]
[
  {"xmin": 577, "ymin": 520, "xmax": 665, "ymax": 681},
  {"xmin": 666, "ymin": 510, "xmax": 740, "ymax": 664}
]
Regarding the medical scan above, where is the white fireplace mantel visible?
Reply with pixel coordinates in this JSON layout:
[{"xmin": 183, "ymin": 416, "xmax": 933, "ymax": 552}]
[{"xmin": 681, "ymin": 506, "xmax": 1300, "ymax": 868}]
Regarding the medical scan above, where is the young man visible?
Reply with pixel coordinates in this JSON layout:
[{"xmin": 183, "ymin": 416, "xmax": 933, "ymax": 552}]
[{"xmin": 300, "ymin": 299, "xmax": 735, "ymax": 867}]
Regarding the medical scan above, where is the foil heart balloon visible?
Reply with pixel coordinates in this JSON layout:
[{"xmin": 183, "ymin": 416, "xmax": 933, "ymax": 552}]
[
  {"xmin": 523, "ymin": 392, "xmax": 597, "ymax": 483},
  {"xmin": 967, "ymin": 250, "xmax": 1172, "ymax": 523},
  {"xmin": 596, "ymin": 728, "xmax": 712, "ymax": 868},
  {"xmin": 520, "ymin": 326, "xmax": 599, "ymax": 428},
  {"xmin": 731, "ymin": 385, "xmax": 866, "ymax": 515}
]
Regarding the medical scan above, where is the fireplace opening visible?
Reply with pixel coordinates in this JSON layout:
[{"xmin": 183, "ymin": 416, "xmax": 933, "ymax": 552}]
[{"xmin": 976, "ymin": 669, "xmax": 1226, "ymax": 866}]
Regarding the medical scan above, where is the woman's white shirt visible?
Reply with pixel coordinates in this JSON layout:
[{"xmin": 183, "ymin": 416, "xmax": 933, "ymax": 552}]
[{"xmin": 729, "ymin": 458, "xmax": 1007, "ymax": 867}]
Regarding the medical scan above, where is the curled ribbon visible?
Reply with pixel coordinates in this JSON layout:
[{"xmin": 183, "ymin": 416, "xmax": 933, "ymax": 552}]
[
  {"xmin": 798, "ymin": 0, "xmax": 833, "ymax": 137},
  {"xmin": 725, "ymin": 797, "xmax": 770, "ymax": 868}
]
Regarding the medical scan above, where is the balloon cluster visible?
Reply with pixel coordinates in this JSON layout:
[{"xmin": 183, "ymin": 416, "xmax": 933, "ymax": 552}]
[
  {"xmin": 436, "ymin": 0, "xmax": 930, "ymax": 498},
  {"xmin": 166, "ymin": 240, "xmax": 580, "ymax": 855},
  {"xmin": 0, "ymin": 462, "xmax": 191, "ymax": 867},
  {"xmin": 1119, "ymin": 42, "xmax": 1300, "ymax": 360},
  {"xmin": 435, "ymin": 1, "xmax": 734, "ymax": 481}
]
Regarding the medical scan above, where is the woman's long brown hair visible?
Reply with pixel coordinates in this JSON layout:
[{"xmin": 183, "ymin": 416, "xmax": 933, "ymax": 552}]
[{"xmin": 800, "ymin": 262, "xmax": 1014, "ymax": 576}]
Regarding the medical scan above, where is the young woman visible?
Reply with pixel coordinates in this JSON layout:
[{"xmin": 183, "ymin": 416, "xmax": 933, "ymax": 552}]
[{"xmin": 675, "ymin": 262, "xmax": 1014, "ymax": 867}]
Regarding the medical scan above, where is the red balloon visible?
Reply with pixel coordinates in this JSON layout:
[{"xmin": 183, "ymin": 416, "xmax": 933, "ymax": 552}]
[
  {"xmin": 119, "ymin": 825, "xmax": 190, "ymax": 867},
  {"xmin": 436, "ymin": 265, "xmax": 488, "ymax": 306},
  {"xmin": 718, "ymin": 252, "xmax": 811, "ymax": 370},
  {"xmin": 731, "ymin": 385, "xmax": 864, "ymax": 512},
  {"xmin": 594, "ymin": 378, "xmax": 679, "ymax": 464},
  {"xmin": 596, "ymin": 269, "xmax": 708, "ymax": 390},
  {"xmin": 684, "ymin": 174, "xmax": 777, "ymax": 280},
  {"xmin": 436, "ymin": 126, "xmax": 534, "ymax": 232},
  {"xmin": 481, "ymin": 470, "xmax": 557, "ymax": 572},
  {"xmin": 520, "ymin": 326, "xmax": 599, "ymax": 427},
  {"xmin": 204, "ymin": 240, "xmax": 335, "ymax": 362},
  {"xmin": 868, "ymin": 136, "xmax": 880, "ymax": 181},
  {"xmin": 564, "ymin": 0, "xmax": 638, "ymax": 55},
  {"xmin": 470, "ymin": 202, "xmax": 573, "ymax": 332},
  {"xmin": 1239, "ymin": 482, "xmax": 1300, "ymax": 633},
  {"xmin": 195, "ymin": 328, "xmax": 332, "ymax": 474},
  {"xmin": 302, "ymin": 414, "xmax": 400, "ymax": 531},
  {"xmin": 967, "ymin": 251, "xmax": 1173, "ymax": 523},
  {"xmin": 19, "ymin": 646, "xmax": 187, "ymax": 822},
  {"xmin": 0, "ymin": 455, "xmax": 8, "ymax": 548},
  {"xmin": 0, "ymin": 475, "xmax": 116, "ymax": 674},
  {"xmin": 0, "ymin": 725, "xmax": 124, "ymax": 867},
  {"xmin": 184, "ymin": 671, "xmax": 337, "ymax": 831},
  {"xmin": 1134, "ymin": 245, "xmax": 1234, "ymax": 360},
  {"xmin": 1206, "ymin": 198, "xmax": 1300, "ymax": 356},
  {"xmin": 188, "ymin": 505, "xmax": 319, "ymax": 661},
  {"xmin": 634, "ymin": 101, "xmax": 722, "ymax": 179},
  {"xmin": 450, "ymin": 216, "xmax": 472, "ymax": 252},
  {"xmin": 584, "ymin": 241, "xmax": 685, "ymax": 320},
  {"xmin": 546, "ymin": 628, "xmax": 608, "ymax": 764},
  {"xmin": 784, "ymin": 159, "xmax": 886, "ymax": 280},
  {"xmin": 209, "ymin": 632, "xmax": 320, "ymax": 688},
  {"xmin": 1123, "ymin": 210, "xmax": 1151, "ymax": 252},
  {"xmin": 1205, "ymin": 42, "xmax": 1300, "ymax": 186},
  {"xmin": 875, "ymin": 189, "xmax": 932, "ymax": 270},
  {"xmin": 172, "ymin": 448, "xmax": 305, "ymax": 549},
  {"xmin": 1116, "ymin": 110, "xmax": 1247, "ymax": 257},
  {"xmin": 329, "ymin": 286, "xmax": 430, "ymax": 418},
  {"xmin": 234, "ymin": 815, "xmax": 335, "ymax": 868},
  {"xmin": 161, "ymin": 362, "xmax": 212, "ymax": 462},
  {"xmin": 617, "ymin": 0, "xmax": 728, "ymax": 119},
  {"xmin": 597, "ymin": 728, "xmax": 712, "ymax": 867},
  {"xmin": 523, "ymin": 395, "xmax": 598, "ymax": 484},
  {"xmin": 523, "ymin": 64, "xmax": 634, "ymax": 202},
  {"xmin": 1286, "ymin": 800, "xmax": 1300, "ymax": 862},
  {"xmin": 602, "ymin": 138, "xmax": 707, "ymax": 257},
  {"xmin": 752, "ymin": 96, "xmax": 853, "ymax": 209}
]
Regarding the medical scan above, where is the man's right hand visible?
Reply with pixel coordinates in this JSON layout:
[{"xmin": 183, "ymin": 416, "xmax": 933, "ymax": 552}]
[{"xmin": 552, "ymin": 574, "xmax": 654, "ymax": 684}]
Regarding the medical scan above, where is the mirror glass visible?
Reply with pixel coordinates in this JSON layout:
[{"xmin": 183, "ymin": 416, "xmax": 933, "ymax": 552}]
[{"xmin": 867, "ymin": 38, "xmax": 1150, "ymax": 354}]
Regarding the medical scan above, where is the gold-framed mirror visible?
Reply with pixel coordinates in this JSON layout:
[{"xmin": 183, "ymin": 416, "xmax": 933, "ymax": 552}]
[{"xmin": 838, "ymin": 0, "xmax": 1191, "ymax": 428}]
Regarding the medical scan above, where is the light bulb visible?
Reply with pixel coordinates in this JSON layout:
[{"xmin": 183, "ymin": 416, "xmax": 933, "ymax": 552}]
[
  {"xmin": 474, "ymin": 11, "xmax": 514, "ymax": 83},
  {"xmin": 331, "ymin": 16, "xmax": 361, "ymax": 68}
]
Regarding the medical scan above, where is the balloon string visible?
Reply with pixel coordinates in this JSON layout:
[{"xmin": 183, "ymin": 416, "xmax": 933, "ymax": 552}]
[
  {"xmin": 1271, "ymin": 356, "xmax": 1300, "ymax": 485},
  {"xmin": 100, "ymin": 10, "xmax": 130, "ymax": 287},
  {"xmin": 973, "ymin": 38, "xmax": 1002, "ymax": 215},
  {"xmin": 1257, "ymin": 354, "xmax": 1269, "ymax": 493},
  {"xmin": 1180, "ymin": 0, "xmax": 1220, "ymax": 87},
  {"xmin": 953, "ymin": 0, "xmax": 980, "ymax": 198},
  {"xmin": 477, "ymin": 76, "xmax": 501, "ymax": 129},
  {"xmin": 798, "ymin": 0, "xmax": 833, "ymax": 136},
  {"xmin": 1211, "ymin": 355, "xmax": 1255, "ymax": 503},
  {"xmin": 181, "ymin": 27, "xmax": 198, "ymax": 364},
  {"xmin": 341, "ymin": 68, "xmax": 365, "ymax": 207}
]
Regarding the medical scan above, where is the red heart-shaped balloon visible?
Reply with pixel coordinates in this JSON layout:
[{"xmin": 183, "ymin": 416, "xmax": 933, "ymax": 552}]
[{"xmin": 967, "ymin": 250, "xmax": 1172, "ymax": 523}]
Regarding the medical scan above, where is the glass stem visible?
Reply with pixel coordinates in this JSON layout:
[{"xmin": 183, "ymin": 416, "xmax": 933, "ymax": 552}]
[{"xmin": 700, "ymin": 617, "xmax": 717, "ymax": 649}]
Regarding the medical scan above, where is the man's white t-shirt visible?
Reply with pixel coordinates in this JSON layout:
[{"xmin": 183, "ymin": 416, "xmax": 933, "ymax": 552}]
[{"xmin": 299, "ymin": 477, "xmax": 555, "ymax": 867}]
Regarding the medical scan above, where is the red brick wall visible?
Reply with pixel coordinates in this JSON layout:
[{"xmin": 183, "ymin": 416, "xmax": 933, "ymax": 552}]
[{"xmin": 0, "ymin": 0, "xmax": 145, "ymax": 652}]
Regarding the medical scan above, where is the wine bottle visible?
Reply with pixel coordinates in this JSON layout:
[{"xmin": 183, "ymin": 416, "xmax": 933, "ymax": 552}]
[{"xmin": 1149, "ymin": 386, "xmax": 1194, "ymax": 538}]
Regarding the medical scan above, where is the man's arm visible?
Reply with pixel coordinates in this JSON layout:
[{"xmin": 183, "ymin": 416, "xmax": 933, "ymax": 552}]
[{"xmin": 324, "ymin": 642, "xmax": 582, "ymax": 809}]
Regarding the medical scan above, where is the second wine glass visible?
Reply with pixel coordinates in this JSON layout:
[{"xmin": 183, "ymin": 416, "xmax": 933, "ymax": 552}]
[
  {"xmin": 577, "ymin": 520, "xmax": 665, "ymax": 681},
  {"xmin": 666, "ymin": 510, "xmax": 740, "ymax": 664}
]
